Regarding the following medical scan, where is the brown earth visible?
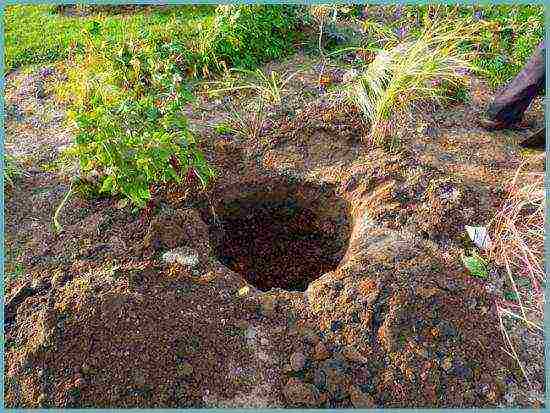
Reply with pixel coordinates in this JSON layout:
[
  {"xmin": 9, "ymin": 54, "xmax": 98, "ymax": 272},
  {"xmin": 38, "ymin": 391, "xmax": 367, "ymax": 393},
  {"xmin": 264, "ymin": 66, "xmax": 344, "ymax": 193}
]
[{"xmin": 4, "ymin": 52, "xmax": 545, "ymax": 408}]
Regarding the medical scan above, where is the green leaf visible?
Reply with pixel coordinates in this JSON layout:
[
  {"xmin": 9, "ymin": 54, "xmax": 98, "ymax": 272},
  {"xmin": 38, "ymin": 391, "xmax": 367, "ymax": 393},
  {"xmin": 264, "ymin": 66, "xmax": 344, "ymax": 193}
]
[
  {"xmin": 86, "ymin": 20, "xmax": 102, "ymax": 37},
  {"xmin": 100, "ymin": 176, "xmax": 115, "ymax": 193},
  {"xmin": 461, "ymin": 252, "xmax": 489, "ymax": 278}
]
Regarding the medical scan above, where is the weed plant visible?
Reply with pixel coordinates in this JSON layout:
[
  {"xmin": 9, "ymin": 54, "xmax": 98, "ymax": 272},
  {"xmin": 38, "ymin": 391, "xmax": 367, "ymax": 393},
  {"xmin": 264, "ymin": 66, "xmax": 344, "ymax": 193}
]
[
  {"xmin": 207, "ymin": 68, "xmax": 299, "ymax": 140},
  {"xmin": 59, "ymin": 27, "xmax": 215, "ymax": 208},
  {"xmin": 4, "ymin": 155, "xmax": 24, "ymax": 189},
  {"xmin": 48, "ymin": 5, "xmax": 306, "ymax": 208},
  {"xmin": 355, "ymin": 4, "xmax": 543, "ymax": 89}
]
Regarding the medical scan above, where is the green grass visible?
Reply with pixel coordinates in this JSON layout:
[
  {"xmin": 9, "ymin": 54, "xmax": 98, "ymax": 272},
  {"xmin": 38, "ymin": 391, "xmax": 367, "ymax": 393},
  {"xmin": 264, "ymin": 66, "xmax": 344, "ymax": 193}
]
[
  {"xmin": 355, "ymin": 4, "xmax": 544, "ymax": 89},
  {"xmin": 468, "ymin": 5, "xmax": 544, "ymax": 88},
  {"xmin": 4, "ymin": 154, "xmax": 23, "ymax": 188},
  {"xmin": 5, "ymin": 5, "xmax": 217, "ymax": 72},
  {"xmin": 7, "ymin": 5, "xmax": 542, "ymax": 89},
  {"xmin": 5, "ymin": 5, "xmax": 305, "ymax": 75}
]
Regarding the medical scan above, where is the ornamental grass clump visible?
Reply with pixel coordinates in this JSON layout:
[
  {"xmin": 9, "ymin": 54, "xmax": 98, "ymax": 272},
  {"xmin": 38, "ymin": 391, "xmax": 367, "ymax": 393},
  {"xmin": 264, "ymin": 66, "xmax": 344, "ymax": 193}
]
[{"xmin": 347, "ymin": 15, "xmax": 480, "ymax": 146}]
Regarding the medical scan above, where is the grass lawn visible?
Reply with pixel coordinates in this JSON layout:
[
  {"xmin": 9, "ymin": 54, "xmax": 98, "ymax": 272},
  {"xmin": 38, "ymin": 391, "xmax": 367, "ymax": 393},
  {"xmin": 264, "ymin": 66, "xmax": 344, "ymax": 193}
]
[
  {"xmin": 6, "ymin": 5, "xmax": 544, "ymax": 89},
  {"xmin": 4, "ymin": 5, "xmax": 218, "ymax": 72},
  {"xmin": 467, "ymin": 5, "xmax": 544, "ymax": 88},
  {"xmin": 5, "ymin": 4, "xmax": 303, "ymax": 76},
  {"xmin": 329, "ymin": 4, "xmax": 544, "ymax": 89}
]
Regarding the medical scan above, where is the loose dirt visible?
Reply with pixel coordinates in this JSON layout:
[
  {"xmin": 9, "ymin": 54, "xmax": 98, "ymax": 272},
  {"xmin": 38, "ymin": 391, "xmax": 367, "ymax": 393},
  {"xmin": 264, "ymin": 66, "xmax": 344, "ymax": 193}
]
[{"xmin": 4, "ymin": 52, "xmax": 545, "ymax": 408}]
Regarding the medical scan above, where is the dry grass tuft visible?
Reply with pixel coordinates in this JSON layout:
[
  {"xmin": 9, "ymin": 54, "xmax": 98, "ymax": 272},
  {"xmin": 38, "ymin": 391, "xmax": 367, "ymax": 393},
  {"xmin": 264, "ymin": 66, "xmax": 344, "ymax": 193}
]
[{"xmin": 489, "ymin": 162, "xmax": 545, "ymax": 389}]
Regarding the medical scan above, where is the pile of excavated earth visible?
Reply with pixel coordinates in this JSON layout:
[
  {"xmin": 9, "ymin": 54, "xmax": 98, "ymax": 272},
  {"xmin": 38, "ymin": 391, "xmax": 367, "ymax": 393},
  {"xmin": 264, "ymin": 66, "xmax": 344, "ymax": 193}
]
[{"xmin": 4, "ymin": 52, "xmax": 545, "ymax": 408}]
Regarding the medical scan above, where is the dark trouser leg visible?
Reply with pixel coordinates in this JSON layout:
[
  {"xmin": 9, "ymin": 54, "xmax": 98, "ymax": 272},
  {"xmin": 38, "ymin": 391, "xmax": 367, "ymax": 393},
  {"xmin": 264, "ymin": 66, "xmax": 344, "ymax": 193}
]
[{"xmin": 485, "ymin": 42, "xmax": 545, "ymax": 127}]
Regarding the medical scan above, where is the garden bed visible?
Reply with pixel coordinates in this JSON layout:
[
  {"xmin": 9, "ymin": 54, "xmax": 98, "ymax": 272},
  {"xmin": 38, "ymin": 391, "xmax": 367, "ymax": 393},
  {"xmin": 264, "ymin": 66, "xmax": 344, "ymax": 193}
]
[{"xmin": 4, "ymin": 4, "xmax": 545, "ymax": 409}]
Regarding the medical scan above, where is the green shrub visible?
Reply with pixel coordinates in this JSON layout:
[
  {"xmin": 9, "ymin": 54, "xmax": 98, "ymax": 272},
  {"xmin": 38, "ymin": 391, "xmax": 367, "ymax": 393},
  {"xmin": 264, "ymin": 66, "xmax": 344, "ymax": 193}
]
[
  {"xmin": 213, "ymin": 5, "xmax": 305, "ymax": 69},
  {"xmin": 62, "ymin": 29, "xmax": 215, "ymax": 208},
  {"xmin": 149, "ymin": 5, "xmax": 306, "ymax": 78},
  {"xmin": 47, "ymin": 4, "xmax": 308, "ymax": 208}
]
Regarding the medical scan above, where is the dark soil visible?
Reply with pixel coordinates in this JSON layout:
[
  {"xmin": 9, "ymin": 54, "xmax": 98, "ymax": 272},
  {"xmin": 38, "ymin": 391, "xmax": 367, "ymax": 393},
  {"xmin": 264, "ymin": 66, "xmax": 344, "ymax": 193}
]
[{"xmin": 205, "ymin": 188, "xmax": 350, "ymax": 292}]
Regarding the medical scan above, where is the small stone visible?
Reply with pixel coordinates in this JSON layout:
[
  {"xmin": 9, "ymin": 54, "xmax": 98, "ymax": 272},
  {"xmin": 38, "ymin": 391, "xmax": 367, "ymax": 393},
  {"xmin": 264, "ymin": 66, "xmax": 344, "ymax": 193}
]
[
  {"xmin": 343, "ymin": 348, "xmax": 368, "ymax": 365},
  {"xmin": 438, "ymin": 320, "xmax": 458, "ymax": 338},
  {"xmin": 321, "ymin": 357, "xmax": 349, "ymax": 376},
  {"xmin": 290, "ymin": 352, "xmax": 306, "ymax": 371},
  {"xmin": 244, "ymin": 327, "xmax": 257, "ymax": 341},
  {"xmin": 314, "ymin": 369, "xmax": 327, "ymax": 390},
  {"xmin": 330, "ymin": 320, "xmax": 344, "ymax": 332},
  {"xmin": 133, "ymin": 371, "xmax": 146, "ymax": 387},
  {"xmin": 467, "ymin": 298, "xmax": 478, "ymax": 310},
  {"xmin": 177, "ymin": 362, "xmax": 194, "ymax": 377},
  {"xmin": 313, "ymin": 342, "xmax": 330, "ymax": 361},
  {"xmin": 271, "ymin": 325, "xmax": 285, "ymax": 334},
  {"xmin": 318, "ymin": 392, "xmax": 328, "ymax": 405},
  {"xmin": 38, "ymin": 393, "xmax": 48, "ymax": 406},
  {"xmin": 331, "ymin": 382, "xmax": 349, "ymax": 401},
  {"xmin": 115, "ymin": 199, "xmax": 128, "ymax": 209},
  {"xmin": 235, "ymin": 320, "xmax": 249, "ymax": 330},
  {"xmin": 162, "ymin": 247, "xmax": 200, "ymax": 268},
  {"xmin": 260, "ymin": 299, "xmax": 275, "ymax": 315},
  {"xmin": 39, "ymin": 67, "xmax": 55, "ymax": 78},
  {"xmin": 477, "ymin": 383, "xmax": 490, "ymax": 396},
  {"xmin": 454, "ymin": 364, "xmax": 473, "ymax": 380},
  {"xmin": 302, "ymin": 329, "xmax": 320, "ymax": 344},
  {"xmin": 282, "ymin": 377, "xmax": 319, "ymax": 406},
  {"xmin": 237, "ymin": 286, "xmax": 250, "ymax": 297},
  {"xmin": 349, "ymin": 385, "xmax": 376, "ymax": 408},
  {"xmin": 417, "ymin": 286, "xmax": 440, "ymax": 299},
  {"xmin": 504, "ymin": 392, "xmax": 515, "ymax": 405},
  {"xmin": 256, "ymin": 350, "xmax": 270, "ymax": 362},
  {"xmin": 442, "ymin": 357, "xmax": 453, "ymax": 372},
  {"xmin": 31, "ymin": 278, "xmax": 46, "ymax": 291},
  {"xmin": 342, "ymin": 69, "xmax": 359, "ymax": 84},
  {"xmin": 333, "ymin": 281, "xmax": 344, "ymax": 291},
  {"xmin": 51, "ymin": 272, "xmax": 66, "ymax": 288},
  {"xmin": 287, "ymin": 326, "xmax": 299, "ymax": 336}
]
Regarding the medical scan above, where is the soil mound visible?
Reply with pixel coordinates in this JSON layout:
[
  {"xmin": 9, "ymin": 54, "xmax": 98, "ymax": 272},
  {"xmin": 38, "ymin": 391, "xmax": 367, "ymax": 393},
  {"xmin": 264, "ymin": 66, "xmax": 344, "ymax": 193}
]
[
  {"xmin": 4, "ymin": 167, "xmax": 529, "ymax": 407},
  {"xmin": 4, "ymin": 59, "xmax": 545, "ymax": 408}
]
